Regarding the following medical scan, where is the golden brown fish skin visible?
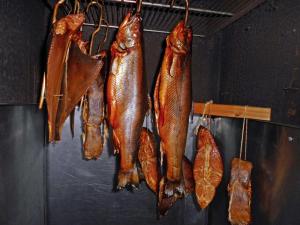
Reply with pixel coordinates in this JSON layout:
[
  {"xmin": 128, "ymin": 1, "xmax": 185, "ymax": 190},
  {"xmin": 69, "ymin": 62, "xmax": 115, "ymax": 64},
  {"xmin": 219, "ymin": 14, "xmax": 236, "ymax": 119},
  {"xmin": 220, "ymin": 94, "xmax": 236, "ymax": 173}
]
[
  {"xmin": 46, "ymin": 14, "xmax": 85, "ymax": 142},
  {"xmin": 54, "ymin": 39, "xmax": 104, "ymax": 141},
  {"xmin": 82, "ymin": 52, "xmax": 106, "ymax": 160},
  {"xmin": 228, "ymin": 158, "xmax": 252, "ymax": 225},
  {"xmin": 193, "ymin": 126, "xmax": 223, "ymax": 209},
  {"xmin": 138, "ymin": 128, "xmax": 159, "ymax": 193},
  {"xmin": 107, "ymin": 13, "xmax": 148, "ymax": 188},
  {"xmin": 154, "ymin": 21, "xmax": 192, "ymax": 195}
]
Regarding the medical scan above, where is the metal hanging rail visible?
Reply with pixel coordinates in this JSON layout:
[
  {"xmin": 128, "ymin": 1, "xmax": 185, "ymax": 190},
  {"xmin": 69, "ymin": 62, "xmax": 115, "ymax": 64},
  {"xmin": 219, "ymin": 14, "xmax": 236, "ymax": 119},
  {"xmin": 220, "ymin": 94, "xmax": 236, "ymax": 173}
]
[
  {"xmin": 83, "ymin": 22, "xmax": 206, "ymax": 37},
  {"xmin": 106, "ymin": 0, "xmax": 234, "ymax": 17}
]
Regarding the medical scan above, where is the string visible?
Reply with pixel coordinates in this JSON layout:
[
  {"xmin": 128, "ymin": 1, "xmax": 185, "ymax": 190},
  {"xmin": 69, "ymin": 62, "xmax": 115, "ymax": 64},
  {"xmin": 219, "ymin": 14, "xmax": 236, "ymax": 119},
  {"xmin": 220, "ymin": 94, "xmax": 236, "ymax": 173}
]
[
  {"xmin": 244, "ymin": 118, "xmax": 248, "ymax": 160},
  {"xmin": 239, "ymin": 116, "xmax": 246, "ymax": 160},
  {"xmin": 239, "ymin": 106, "xmax": 246, "ymax": 159},
  {"xmin": 194, "ymin": 100, "xmax": 213, "ymax": 135}
]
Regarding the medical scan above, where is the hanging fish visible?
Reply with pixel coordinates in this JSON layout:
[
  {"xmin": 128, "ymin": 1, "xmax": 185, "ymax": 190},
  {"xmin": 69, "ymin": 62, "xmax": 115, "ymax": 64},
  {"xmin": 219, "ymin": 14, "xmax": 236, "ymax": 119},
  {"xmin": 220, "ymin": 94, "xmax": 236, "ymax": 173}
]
[
  {"xmin": 193, "ymin": 126, "xmax": 223, "ymax": 209},
  {"xmin": 82, "ymin": 51, "xmax": 106, "ymax": 160},
  {"xmin": 154, "ymin": 21, "xmax": 192, "ymax": 199},
  {"xmin": 228, "ymin": 158, "xmax": 252, "ymax": 225},
  {"xmin": 54, "ymin": 34, "xmax": 104, "ymax": 141},
  {"xmin": 138, "ymin": 128, "xmax": 159, "ymax": 193},
  {"xmin": 106, "ymin": 12, "xmax": 148, "ymax": 188},
  {"xmin": 46, "ymin": 13, "xmax": 85, "ymax": 142}
]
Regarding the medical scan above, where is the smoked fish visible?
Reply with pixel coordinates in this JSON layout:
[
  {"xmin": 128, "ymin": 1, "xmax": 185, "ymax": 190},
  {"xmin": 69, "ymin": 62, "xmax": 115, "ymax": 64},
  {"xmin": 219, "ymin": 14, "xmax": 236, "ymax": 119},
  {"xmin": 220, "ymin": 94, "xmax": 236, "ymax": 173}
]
[
  {"xmin": 82, "ymin": 51, "xmax": 106, "ymax": 160},
  {"xmin": 228, "ymin": 158, "xmax": 252, "ymax": 225},
  {"xmin": 107, "ymin": 12, "xmax": 148, "ymax": 188},
  {"xmin": 154, "ymin": 21, "xmax": 192, "ymax": 197},
  {"xmin": 138, "ymin": 128, "xmax": 159, "ymax": 193},
  {"xmin": 46, "ymin": 14, "xmax": 85, "ymax": 142},
  {"xmin": 54, "ymin": 36, "xmax": 104, "ymax": 140},
  {"xmin": 193, "ymin": 126, "xmax": 223, "ymax": 209}
]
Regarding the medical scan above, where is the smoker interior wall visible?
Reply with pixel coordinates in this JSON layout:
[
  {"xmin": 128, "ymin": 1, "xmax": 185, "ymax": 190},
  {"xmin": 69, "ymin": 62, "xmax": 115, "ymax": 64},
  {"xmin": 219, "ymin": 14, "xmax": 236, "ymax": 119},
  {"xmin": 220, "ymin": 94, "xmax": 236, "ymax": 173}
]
[
  {"xmin": 208, "ymin": 119, "xmax": 300, "ymax": 225},
  {"xmin": 0, "ymin": 0, "xmax": 48, "ymax": 104},
  {"xmin": 0, "ymin": 106, "xmax": 45, "ymax": 225},
  {"xmin": 219, "ymin": 0, "xmax": 300, "ymax": 127},
  {"xmin": 47, "ymin": 113, "xmax": 207, "ymax": 225}
]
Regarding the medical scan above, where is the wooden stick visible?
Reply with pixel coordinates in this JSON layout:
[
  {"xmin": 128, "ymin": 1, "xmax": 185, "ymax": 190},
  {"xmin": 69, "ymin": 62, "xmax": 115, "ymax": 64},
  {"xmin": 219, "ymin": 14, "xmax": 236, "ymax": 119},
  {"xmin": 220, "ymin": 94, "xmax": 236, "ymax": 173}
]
[
  {"xmin": 193, "ymin": 102, "xmax": 271, "ymax": 121},
  {"xmin": 38, "ymin": 73, "xmax": 46, "ymax": 110}
]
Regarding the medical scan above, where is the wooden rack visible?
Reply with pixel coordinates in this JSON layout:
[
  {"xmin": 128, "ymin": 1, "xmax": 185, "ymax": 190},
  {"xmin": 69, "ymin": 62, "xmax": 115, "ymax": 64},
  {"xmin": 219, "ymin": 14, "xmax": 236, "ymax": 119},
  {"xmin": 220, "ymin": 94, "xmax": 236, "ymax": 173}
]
[{"xmin": 193, "ymin": 102, "xmax": 271, "ymax": 122}]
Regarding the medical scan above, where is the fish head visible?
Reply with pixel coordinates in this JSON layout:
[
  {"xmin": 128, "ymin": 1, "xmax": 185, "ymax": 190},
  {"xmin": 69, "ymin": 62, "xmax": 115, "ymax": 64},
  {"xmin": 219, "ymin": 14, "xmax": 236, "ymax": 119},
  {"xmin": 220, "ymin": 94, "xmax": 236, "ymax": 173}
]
[
  {"xmin": 168, "ymin": 21, "xmax": 192, "ymax": 54},
  {"xmin": 55, "ymin": 13, "xmax": 85, "ymax": 35},
  {"xmin": 116, "ymin": 12, "xmax": 142, "ymax": 49}
]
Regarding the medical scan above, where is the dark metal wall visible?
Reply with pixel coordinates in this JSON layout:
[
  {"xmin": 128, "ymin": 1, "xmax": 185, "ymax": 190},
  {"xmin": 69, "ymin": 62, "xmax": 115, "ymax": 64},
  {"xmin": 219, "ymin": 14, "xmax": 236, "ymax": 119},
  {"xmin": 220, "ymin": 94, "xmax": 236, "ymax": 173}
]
[
  {"xmin": 47, "ymin": 114, "xmax": 207, "ymax": 225},
  {"xmin": 219, "ymin": 0, "xmax": 300, "ymax": 127},
  {"xmin": 0, "ymin": 0, "xmax": 48, "ymax": 104},
  {"xmin": 208, "ymin": 119, "xmax": 300, "ymax": 225},
  {"xmin": 0, "ymin": 106, "xmax": 45, "ymax": 225}
]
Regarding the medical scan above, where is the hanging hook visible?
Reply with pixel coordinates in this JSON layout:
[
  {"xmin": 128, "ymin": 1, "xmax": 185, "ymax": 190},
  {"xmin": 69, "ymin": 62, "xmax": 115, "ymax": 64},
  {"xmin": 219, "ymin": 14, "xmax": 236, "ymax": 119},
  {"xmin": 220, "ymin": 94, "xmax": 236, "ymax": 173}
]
[
  {"xmin": 136, "ymin": 0, "xmax": 143, "ymax": 14},
  {"xmin": 168, "ymin": 0, "xmax": 175, "ymax": 8},
  {"xmin": 97, "ymin": 19, "xmax": 109, "ymax": 53},
  {"xmin": 52, "ymin": 0, "xmax": 66, "ymax": 24},
  {"xmin": 73, "ymin": 0, "xmax": 81, "ymax": 14},
  {"xmin": 86, "ymin": 1, "xmax": 104, "ymax": 55},
  {"xmin": 184, "ymin": 0, "xmax": 189, "ymax": 26}
]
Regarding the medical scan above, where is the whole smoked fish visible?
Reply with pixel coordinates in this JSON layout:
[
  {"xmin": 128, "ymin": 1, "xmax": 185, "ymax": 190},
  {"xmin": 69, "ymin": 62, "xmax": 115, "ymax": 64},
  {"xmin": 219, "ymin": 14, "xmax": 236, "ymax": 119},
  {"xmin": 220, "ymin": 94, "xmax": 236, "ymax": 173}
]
[
  {"xmin": 228, "ymin": 158, "xmax": 252, "ymax": 225},
  {"xmin": 154, "ymin": 21, "xmax": 192, "ymax": 197},
  {"xmin": 46, "ymin": 14, "xmax": 85, "ymax": 142},
  {"xmin": 193, "ymin": 126, "xmax": 223, "ymax": 209},
  {"xmin": 107, "ymin": 12, "xmax": 148, "ymax": 188},
  {"xmin": 82, "ymin": 52, "xmax": 106, "ymax": 160}
]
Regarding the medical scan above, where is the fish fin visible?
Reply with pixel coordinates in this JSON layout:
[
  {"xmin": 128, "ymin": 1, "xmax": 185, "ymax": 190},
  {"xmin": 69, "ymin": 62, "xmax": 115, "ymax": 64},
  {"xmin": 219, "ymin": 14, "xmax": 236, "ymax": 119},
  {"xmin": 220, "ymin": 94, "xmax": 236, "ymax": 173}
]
[
  {"xmin": 158, "ymin": 177, "xmax": 183, "ymax": 216},
  {"xmin": 153, "ymin": 73, "xmax": 161, "ymax": 133},
  {"xmin": 148, "ymin": 94, "xmax": 152, "ymax": 111},
  {"xmin": 160, "ymin": 144, "xmax": 164, "ymax": 166},
  {"xmin": 117, "ymin": 165, "xmax": 140, "ymax": 190},
  {"xmin": 159, "ymin": 107, "xmax": 165, "ymax": 127},
  {"xmin": 112, "ymin": 131, "xmax": 120, "ymax": 155},
  {"xmin": 83, "ymin": 125, "xmax": 103, "ymax": 160},
  {"xmin": 70, "ymin": 109, "xmax": 75, "ymax": 138}
]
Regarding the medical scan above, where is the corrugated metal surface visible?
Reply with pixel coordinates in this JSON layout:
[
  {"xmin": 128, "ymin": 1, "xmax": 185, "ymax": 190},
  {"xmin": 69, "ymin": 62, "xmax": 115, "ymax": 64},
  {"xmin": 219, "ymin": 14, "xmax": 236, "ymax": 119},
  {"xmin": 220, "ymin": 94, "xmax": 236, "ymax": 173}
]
[{"xmin": 57, "ymin": 0, "xmax": 266, "ymax": 37}]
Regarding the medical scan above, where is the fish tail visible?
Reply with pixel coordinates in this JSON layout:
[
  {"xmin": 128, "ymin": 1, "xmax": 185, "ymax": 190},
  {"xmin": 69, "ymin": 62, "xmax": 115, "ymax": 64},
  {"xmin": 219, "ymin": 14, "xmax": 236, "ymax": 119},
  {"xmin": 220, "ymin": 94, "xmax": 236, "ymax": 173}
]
[
  {"xmin": 117, "ymin": 164, "xmax": 140, "ymax": 189},
  {"xmin": 158, "ymin": 177, "xmax": 184, "ymax": 216},
  {"xmin": 82, "ymin": 125, "xmax": 103, "ymax": 160}
]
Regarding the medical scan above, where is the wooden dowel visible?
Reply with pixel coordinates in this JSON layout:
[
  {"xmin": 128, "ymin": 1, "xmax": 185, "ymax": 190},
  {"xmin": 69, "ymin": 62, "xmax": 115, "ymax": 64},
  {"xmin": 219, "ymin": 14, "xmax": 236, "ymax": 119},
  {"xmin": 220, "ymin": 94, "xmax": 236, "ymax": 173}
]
[{"xmin": 193, "ymin": 102, "xmax": 271, "ymax": 121}]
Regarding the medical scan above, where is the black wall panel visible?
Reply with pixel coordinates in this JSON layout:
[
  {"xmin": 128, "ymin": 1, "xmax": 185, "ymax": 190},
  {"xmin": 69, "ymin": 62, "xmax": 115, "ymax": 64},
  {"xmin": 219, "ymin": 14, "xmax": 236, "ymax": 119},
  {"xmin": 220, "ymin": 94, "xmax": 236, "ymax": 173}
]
[
  {"xmin": 220, "ymin": 0, "xmax": 300, "ymax": 127},
  {"xmin": 208, "ymin": 119, "xmax": 300, "ymax": 225},
  {"xmin": 0, "ymin": 0, "xmax": 48, "ymax": 104},
  {"xmin": 0, "ymin": 106, "xmax": 45, "ymax": 225},
  {"xmin": 47, "ymin": 113, "xmax": 206, "ymax": 225}
]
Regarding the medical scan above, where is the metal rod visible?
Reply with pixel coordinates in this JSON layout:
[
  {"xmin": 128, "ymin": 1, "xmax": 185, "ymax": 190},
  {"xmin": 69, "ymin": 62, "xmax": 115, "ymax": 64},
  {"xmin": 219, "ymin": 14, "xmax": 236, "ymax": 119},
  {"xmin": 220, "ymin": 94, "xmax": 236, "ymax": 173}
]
[
  {"xmin": 83, "ymin": 22, "xmax": 205, "ymax": 37},
  {"xmin": 106, "ymin": 0, "xmax": 233, "ymax": 16}
]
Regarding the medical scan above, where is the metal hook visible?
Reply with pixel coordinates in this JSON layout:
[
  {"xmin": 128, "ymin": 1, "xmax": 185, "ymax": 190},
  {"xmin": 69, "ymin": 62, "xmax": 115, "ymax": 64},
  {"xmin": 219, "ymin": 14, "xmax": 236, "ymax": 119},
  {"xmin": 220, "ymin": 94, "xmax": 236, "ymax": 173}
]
[
  {"xmin": 74, "ymin": 0, "xmax": 81, "ymax": 14},
  {"xmin": 184, "ymin": 0, "xmax": 189, "ymax": 26},
  {"xmin": 52, "ymin": 0, "xmax": 66, "ymax": 24},
  {"xmin": 86, "ymin": 1, "xmax": 104, "ymax": 55},
  {"xmin": 136, "ymin": 0, "xmax": 142, "ymax": 14},
  {"xmin": 168, "ymin": 0, "xmax": 175, "ymax": 8},
  {"xmin": 97, "ymin": 19, "xmax": 109, "ymax": 53}
]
